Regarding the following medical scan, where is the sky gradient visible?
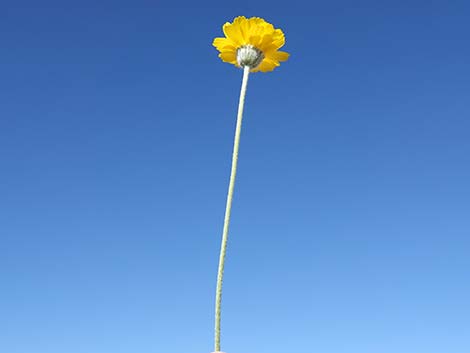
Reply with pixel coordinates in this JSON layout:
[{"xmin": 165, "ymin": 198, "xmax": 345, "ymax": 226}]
[{"xmin": 1, "ymin": 1, "xmax": 470, "ymax": 353}]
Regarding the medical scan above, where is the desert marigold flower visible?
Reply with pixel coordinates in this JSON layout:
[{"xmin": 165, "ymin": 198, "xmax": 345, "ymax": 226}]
[{"xmin": 213, "ymin": 16, "xmax": 289, "ymax": 72}]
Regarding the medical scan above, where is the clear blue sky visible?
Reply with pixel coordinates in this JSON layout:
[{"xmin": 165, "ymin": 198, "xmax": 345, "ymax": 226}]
[{"xmin": 1, "ymin": 1, "xmax": 469, "ymax": 352}]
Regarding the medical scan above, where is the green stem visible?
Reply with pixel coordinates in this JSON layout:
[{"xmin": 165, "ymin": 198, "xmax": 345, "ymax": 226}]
[{"xmin": 214, "ymin": 65, "xmax": 251, "ymax": 352}]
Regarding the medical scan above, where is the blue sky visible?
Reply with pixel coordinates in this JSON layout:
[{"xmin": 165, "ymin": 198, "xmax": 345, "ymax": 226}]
[{"xmin": 1, "ymin": 1, "xmax": 469, "ymax": 352}]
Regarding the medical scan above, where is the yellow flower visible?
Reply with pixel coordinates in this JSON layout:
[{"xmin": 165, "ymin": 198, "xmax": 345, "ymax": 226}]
[{"xmin": 213, "ymin": 16, "xmax": 290, "ymax": 72}]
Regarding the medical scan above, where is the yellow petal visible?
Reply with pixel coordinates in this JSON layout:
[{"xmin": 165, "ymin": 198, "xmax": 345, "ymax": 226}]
[
  {"xmin": 272, "ymin": 29, "xmax": 285, "ymax": 48},
  {"xmin": 237, "ymin": 17, "xmax": 250, "ymax": 44},
  {"xmin": 230, "ymin": 16, "xmax": 248, "ymax": 43},
  {"xmin": 261, "ymin": 22, "xmax": 275, "ymax": 35},
  {"xmin": 255, "ymin": 58, "xmax": 278, "ymax": 72},
  {"xmin": 249, "ymin": 25, "xmax": 264, "ymax": 39},
  {"xmin": 213, "ymin": 37, "xmax": 236, "ymax": 52},
  {"xmin": 248, "ymin": 17, "xmax": 264, "ymax": 27},
  {"xmin": 233, "ymin": 16, "xmax": 247, "ymax": 23},
  {"xmin": 223, "ymin": 23, "xmax": 243, "ymax": 46},
  {"xmin": 247, "ymin": 17, "xmax": 265, "ymax": 38},
  {"xmin": 257, "ymin": 33, "xmax": 275, "ymax": 52},
  {"xmin": 219, "ymin": 51, "xmax": 237, "ymax": 64},
  {"xmin": 248, "ymin": 35, "xmax": 262, "ymax": 48},
  {"xmin": 271, "ymin": 50, "xmax": 290, "ymax": 62}
]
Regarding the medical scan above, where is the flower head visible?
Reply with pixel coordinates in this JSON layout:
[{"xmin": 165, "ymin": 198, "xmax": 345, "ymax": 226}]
[{"xmin": 213, "ymin": 16, "xmax": 289, "ymax": 72}]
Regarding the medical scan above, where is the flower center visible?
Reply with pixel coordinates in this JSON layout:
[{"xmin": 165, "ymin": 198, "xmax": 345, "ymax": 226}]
[{"xmin": 236, "ymin": 45, "xmax": 264, "ymax": 69}]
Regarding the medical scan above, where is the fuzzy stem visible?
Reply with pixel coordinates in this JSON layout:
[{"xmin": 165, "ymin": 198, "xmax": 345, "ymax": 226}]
[{"xmin": 214, "ymin": 65, "xmax": 251, "ymax": 352}]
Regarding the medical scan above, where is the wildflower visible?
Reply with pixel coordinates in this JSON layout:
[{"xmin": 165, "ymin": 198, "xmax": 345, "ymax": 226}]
[
  {"xmin": 213, "ymin": 16, "xmax": 289, "ymax": 72},
  {"xmin": 212, "ymin": 16, "xmax": 289, "ymax": 353}
]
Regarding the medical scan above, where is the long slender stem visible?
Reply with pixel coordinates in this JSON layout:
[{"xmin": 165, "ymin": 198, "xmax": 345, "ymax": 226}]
[{"xmin": 214, "ymin": 65, "xmax": 251, "ymax": 352}]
